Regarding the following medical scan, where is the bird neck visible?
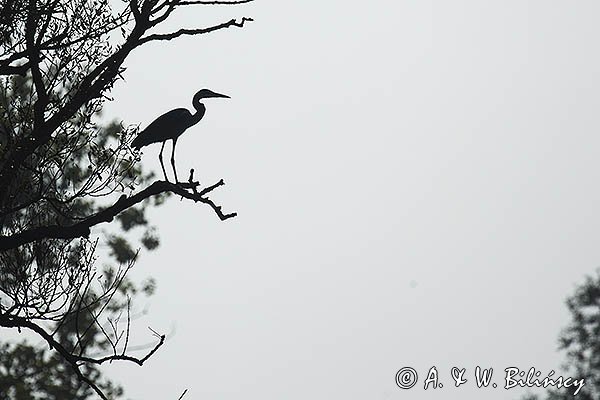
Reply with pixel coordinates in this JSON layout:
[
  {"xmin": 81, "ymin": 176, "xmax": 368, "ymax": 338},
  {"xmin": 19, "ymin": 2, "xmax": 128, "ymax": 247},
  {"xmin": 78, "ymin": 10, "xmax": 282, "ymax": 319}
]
[{"xmin": 191, "ymin": 100, "xmax": 206, "ymax": 125}]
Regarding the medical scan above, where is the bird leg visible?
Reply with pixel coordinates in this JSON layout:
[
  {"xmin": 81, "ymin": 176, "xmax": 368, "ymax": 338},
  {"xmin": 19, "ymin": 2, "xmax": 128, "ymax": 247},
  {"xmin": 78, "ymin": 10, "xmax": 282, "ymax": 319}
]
[
  {"xmin": 159, "ymin": 141, "xmax": 169, "ymax": 182},
  {"xmin": 171, "ymin": 138, "xmax": 179, "ymax": 183}
]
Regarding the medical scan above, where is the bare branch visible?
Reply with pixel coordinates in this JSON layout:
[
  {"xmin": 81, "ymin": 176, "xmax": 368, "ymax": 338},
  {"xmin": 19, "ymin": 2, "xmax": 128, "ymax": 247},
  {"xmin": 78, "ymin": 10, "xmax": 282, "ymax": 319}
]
[
  {"xmin": 76, "ymin": 330, "xmax": 166, "ymax": 366},
  {"xmin": 140, "ymin": 17, "xmax": 253, "ymax": 44},
  {"xmin": 0, "ymin": 179, "xmax": 236, "ymax": 251},
  {"xmin": 0, "ymin": 313, "xmax": 110, "ymax": 400}
]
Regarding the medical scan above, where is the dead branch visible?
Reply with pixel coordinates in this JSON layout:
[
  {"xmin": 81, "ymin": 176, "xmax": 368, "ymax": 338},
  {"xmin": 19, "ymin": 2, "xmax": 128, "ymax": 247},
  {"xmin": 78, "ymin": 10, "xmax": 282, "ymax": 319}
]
[
  {"xmin": 0, "ymin": 179, "xmax": 236, "ymax": 251},
  {"xmin": 139, "ymin": 17, "xmax": 253, "ymax": 44}
]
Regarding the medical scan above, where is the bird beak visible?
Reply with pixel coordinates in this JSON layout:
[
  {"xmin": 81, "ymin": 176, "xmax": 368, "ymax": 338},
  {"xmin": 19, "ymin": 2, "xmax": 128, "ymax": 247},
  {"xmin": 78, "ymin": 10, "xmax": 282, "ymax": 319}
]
[{"xmin": 210, "ymin": 91, "xmax": 230, "ymax": 99}]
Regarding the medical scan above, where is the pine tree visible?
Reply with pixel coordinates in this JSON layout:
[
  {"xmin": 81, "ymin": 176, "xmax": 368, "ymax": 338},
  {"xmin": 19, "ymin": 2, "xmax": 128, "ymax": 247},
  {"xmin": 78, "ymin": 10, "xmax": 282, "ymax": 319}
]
[{"xmin": 0, "ymin": 0, "xmax": 252, "ymax": 398}]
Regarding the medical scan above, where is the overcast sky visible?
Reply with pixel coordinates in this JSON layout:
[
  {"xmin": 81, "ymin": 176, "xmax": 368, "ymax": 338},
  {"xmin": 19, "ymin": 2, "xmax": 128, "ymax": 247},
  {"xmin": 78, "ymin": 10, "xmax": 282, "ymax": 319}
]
[{"xmin": 99, "ymin": 1, "xmax": 600, "ymax": 399}]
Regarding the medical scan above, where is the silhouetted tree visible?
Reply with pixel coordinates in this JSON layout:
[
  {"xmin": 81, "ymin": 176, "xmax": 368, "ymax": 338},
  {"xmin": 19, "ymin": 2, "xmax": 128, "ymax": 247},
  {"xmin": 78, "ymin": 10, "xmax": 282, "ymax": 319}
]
[
  {"xmin": 521, "ymin": 269, "xmax": 600, "ymax": 400},
  {"xmin": 0, "ymin": 0, "xmax": 251, "ymax": 398},
  {"xmin": 0, "ymin": 83, "xmax": 159, "ymax": 399},
  {"xmin": 0, "ymin": 267, "xmax": 156, "ymax": 400}
]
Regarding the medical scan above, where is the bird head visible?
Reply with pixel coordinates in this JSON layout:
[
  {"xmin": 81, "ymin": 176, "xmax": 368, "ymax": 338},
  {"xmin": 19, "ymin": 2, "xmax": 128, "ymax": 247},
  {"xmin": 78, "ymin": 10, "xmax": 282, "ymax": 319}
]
[{"xmin": 194, "ymin": 89, "xmax": 230, "ymax": 100}]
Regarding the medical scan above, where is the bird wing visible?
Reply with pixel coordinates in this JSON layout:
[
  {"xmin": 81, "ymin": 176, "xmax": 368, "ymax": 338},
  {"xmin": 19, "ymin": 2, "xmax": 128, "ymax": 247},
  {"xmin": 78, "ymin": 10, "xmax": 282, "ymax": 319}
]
[{"xmin": 132, "ymin": 108, "xmax": 192, "ymax": 149}]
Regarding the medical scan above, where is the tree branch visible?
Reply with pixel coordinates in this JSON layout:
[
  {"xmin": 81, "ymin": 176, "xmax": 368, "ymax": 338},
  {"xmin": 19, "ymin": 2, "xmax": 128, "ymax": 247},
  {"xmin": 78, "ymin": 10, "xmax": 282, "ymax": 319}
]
[
  {"xmin": 25, "ymin": 0, "xmax": 50, "ymax": 127},
  {"xmin": 0, "ymin": 179, "xmax": 236, "ymax": 251},
  {"xmin": 139, "ymin": 17, "xmax": 253, "ymax": 44},
  {"xmin": 0, "ymin": 312, "xmax": 166, "ymax": 399},
  {"xmin": 0, "ymin": 62, "xmax": 30, "ymax": 76},
  {"xmin": 76, "ymin": 331, "xmax": 165, "ymax": 366},
  {"xmin": 0, "ymin": 313, "xmax": 110, "ymax": 400}
]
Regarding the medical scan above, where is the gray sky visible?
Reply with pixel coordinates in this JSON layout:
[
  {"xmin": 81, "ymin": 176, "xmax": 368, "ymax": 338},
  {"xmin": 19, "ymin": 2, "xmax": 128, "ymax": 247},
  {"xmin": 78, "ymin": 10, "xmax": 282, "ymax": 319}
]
[{"xmin": 101, "ymin": 1, "xmax": 600, "ymax": 399}]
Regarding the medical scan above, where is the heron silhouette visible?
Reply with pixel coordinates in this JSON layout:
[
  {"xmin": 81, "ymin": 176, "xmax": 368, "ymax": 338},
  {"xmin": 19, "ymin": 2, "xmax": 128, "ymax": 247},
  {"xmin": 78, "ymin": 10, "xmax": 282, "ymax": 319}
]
[{"xmin": 131, "ymin": 89, "xmax": 230, "ymax": 182}]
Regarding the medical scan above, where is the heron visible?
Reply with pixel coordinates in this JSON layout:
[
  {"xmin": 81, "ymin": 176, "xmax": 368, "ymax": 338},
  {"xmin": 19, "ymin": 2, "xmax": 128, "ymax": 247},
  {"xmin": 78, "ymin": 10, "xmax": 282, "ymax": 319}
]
[{"xmin": 131, "ymin": 89, "xmax": 230, "ymax": 182}]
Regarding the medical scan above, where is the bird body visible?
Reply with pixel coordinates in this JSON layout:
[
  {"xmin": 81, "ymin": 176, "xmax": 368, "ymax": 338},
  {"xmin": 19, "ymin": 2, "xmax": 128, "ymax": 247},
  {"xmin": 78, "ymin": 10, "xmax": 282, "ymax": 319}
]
[
  {"xmin": 131, "ymin": 107, "xmax": 205, "ymax": 149},
  {"xmin": 132, "ymin": 89, "xmax": 229, "ymax": 182}
]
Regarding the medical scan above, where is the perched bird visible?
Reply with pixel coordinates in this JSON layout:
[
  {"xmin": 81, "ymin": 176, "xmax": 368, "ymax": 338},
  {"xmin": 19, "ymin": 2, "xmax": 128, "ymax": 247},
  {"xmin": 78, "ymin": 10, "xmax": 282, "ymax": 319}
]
[{"xmin": 131, "ymin": 89, "xmax": 230, "ymax": 182}]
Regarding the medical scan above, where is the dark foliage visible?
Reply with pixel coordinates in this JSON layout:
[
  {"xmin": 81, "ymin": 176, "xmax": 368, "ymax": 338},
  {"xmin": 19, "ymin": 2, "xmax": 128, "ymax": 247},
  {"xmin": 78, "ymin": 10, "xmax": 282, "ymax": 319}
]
[{"xmin": 0, "ymin": 0, "xmax": 251, "ymax": 398}]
